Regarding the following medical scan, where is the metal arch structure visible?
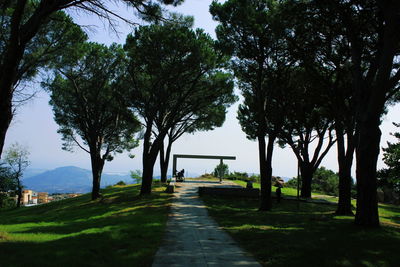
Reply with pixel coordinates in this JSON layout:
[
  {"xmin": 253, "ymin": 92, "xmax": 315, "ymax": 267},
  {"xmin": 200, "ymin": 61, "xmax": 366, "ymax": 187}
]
[{"xmin": 172, "ymin": 154, "xmax": 236, "ymax": 181}]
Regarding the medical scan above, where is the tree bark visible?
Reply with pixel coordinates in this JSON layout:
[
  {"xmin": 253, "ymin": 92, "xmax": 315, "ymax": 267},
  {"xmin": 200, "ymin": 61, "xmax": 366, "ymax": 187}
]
[
  {"xmin": 16, "ymin": 185, "xmax": 22, "ymax": 208},
  {"xmin": 90, "ymin": 153, "xmax": 105, "ymax": 200},
  {"xmin": 336, "ymin": 126, "xmax": 355, "ymax": 215},
  {"xmin": 140, "ymin": 132, "xmax": 165, "ymax": 195},
  {"xmin": 160, "ymin": 138, "xmax": 173, "ymax": 183},
  {"xmin": 258, "ymin": 134, "xmax": 272, "ymax": 211},
  {"xmin": 354, "ymin": 119, "xmax": 380, "ymax": 227},
  {"xmin": 141, "ymin": 149, "xmax": 159, "ymax": 195},
  {"xmin": 351, "ymin": 1, "xmax": 400, "ymax": 227},
  {"xmin": 0, "ymin": 92, "xmax": 13, "ymax": 158},
  {"xmin": 159, "ymin": 141, "xmax": 166, "ymax": 183},
  {"xmin": 300, "ymin": 162, "xmax": 313, "ymax": 198}
]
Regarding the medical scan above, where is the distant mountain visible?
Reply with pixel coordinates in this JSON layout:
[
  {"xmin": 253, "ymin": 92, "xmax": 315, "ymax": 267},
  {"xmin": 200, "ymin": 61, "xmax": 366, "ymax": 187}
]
[
  {"xmin": 22, "ymin": 166, "xmax": 134, "ymax": 193},
  {"xmin": 22, "ymin": 168, "xmax": 47, "ymax": 179}
]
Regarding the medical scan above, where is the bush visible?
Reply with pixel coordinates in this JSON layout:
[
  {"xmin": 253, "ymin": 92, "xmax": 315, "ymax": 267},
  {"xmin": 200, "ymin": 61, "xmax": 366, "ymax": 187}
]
[
  {"xmin": 0, "ymin": 193, "xmax": 16, "ymax": 209},
  {"xmin": 115, "ymin": 181, "xmax": 126, "ymax": 186},
  {"xmin": 285, "ymin": 177, "xmax": 299, "ymax": 188},
  {"xmin": 311, "ymin": 167, "xmax": 339, "ymax": 196},
  {"xmin": 199, "ymin": 173, "xmax": 217, "ymax": 179}
]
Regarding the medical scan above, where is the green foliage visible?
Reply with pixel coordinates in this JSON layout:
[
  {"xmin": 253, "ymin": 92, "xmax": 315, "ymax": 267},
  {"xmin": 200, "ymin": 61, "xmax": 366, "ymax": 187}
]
[
  {"xmin": 285, "ymin": 177, "xmax": 299, "ymax": 189},
  {"xmin": 0, "ymin": 185, "xmax": 172, "ymax": 266},
  {"xmin": 225, "ymin": 171, "xmax": 248, "ymax": 180},
  {"xmin": 115, "ymin": 181, "xmax": 126, "ymax": 186},
  {"xmin": 0, "ymin": 164, "xmax": 15, "ymax": 191},
  {"xmin": 2, "ymin": 143, "xmax": 29, "ymax": 191},
  {"xmin": 123, "ymin": 19, "xmax": 236, "ymax": 193},
  {"xmin": 124, "ymin": 21, "xmax": 236, "ymax": 130},
  {"xmin": 45, "ymin": 42, "xmax": 141, "ymax": 159},
  {"xmin": 213, "ymin": 163, "xmax": 229, "ymax": 178},
  {"xmin": 0, "ymin": 4, "xmax": 87, "ymax": 93},
  {"xmin": 311, "ymin": 167, "xmax": 340, "ymax": 196},
  {"xmin": 0, "ymin": 164, "xmax": 16, "ymax": 208},
  {"xmin": 378, "ymin": 122, "xmax": 400, "ymax": 201},
  {"xmin": 130, "ymin": 169, "xmax": 142, "ymax": 184},
  {"xmin": 285, "ymin": 167, "xmax": 356, "ymax": 198},
  {"xmin": 1, "ymin": 143, "xmax": 29, "ymax": 207},
  {"xmin": 211, "ymin": 0, "xmax": 289, "ymax": 140},
  {"xmin": 3, "ymin": 143, "xmax": 30, "ymax": 174},
  {"xmin": 224, "ymin": 172, "xmax": 262, "ymax": 183}
]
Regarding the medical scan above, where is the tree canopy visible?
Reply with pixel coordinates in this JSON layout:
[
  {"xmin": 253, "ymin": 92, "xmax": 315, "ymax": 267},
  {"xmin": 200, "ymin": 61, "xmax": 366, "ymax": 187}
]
[
  {"xmin": 123, "ymin": 20, "xmax": 236, "ymax": 194},
  {"xmin": 0, "ymin": 0, "xmax": 185, "ymax": 158},
  {"xmin": 46, "ymin": 42, "xmax": 141, "ymax": 200},
  {"xmin": 211, "ymin": 0, "xmax": 293, "ymax": 210}
]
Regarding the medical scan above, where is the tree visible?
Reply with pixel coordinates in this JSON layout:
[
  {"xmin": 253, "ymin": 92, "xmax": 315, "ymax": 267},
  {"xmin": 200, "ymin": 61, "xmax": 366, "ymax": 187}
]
[
  {"xmin": 0, "ymin": 164, "xmax": 16, "ymax": 208},
  {"xmin": 45, "ymin": 43, "xmax": 141, "ymax": 200},
  {"xmin": 3, "ymin": 143, "xmax": 29, "ymax": 208},
  {"xmin": 279, "ymin": 0, "xmax": 356, "ymax": 214},
  {"xmin": 0, "ymin": 0, "xmax": 184, "ymax": 158},
  {"xmin": 312, "ymin": 167, "xmax": 340, "ymax": 197},
  {"xmin": 306, "ymin": 0, "xmax": 400, "ymax": 227},
  {"xmin": 211, "ymin": 0, "xmax": 292, "ymax": 211},
  {"xmin": 158, "ymin": 82, "xmax": 230, "ymax": 183},
  {"xmin": 213, "ymin": 162, "xmax": 229, "ymax": 179},
  {"xmin": 123, "ymin": 21, "xmax": 236, "ymax": 195},
  {"xmin": 277, "ymin": 69, "xmax": 336, "ymax": 198}
]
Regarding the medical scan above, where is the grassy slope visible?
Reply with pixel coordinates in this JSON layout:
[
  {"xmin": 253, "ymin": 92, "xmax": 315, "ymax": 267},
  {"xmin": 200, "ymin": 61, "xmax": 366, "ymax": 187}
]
[
  {"xmin": 202, "ymin": 180, "xmax": 400, "ymax": 266},
  {"xmin": 0, "ymin": 184, "xmax": 171, "ymax": 267}
]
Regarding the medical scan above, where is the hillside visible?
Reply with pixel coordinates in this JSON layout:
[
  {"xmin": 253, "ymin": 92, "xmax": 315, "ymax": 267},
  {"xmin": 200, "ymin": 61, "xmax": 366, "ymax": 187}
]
[
  {"xmin": 22, "ymin": 166, "xmax": 133, "ymax": 193},
  {"xmin": 0, "ymin": 184, "xmax": 172, "ymax": 267}
]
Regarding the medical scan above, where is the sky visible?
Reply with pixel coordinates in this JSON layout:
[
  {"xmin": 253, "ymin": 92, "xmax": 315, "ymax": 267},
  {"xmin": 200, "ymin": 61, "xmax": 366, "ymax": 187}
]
[{"xmin": 4, "ymin": 0, "xmax": 400, "ymax": 178}]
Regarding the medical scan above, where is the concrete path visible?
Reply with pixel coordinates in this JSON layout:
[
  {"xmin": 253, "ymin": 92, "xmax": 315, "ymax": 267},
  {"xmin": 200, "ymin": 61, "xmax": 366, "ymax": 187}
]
[{"xmin": 152, "ymin": 180, "xmax": 261, "ymax": 267}]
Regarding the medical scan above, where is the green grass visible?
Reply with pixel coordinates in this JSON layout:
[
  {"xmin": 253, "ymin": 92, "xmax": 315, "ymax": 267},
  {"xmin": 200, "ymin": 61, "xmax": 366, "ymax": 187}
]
[
  {"xmin": 232, "ymin": 180, "xmax": 400, "ymax": 225},
  {"xmin": 0, "ymin": 184, "xmax": 172, "ymax": 267},
  {"xmin": 202, "ymin": 193, "xmax": 400, "ymax": 267}
]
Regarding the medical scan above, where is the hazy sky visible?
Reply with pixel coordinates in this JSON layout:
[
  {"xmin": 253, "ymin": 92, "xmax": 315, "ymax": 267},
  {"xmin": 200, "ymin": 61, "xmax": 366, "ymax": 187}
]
[{"xmin": 4, "ymin": 0, "xmax": 400, "ymax": 178}]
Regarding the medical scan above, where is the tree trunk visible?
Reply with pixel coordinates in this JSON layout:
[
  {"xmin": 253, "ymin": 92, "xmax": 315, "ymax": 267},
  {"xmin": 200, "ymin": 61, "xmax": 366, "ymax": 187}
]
[
  {"xmin": 90, "ymin": 153, "xmax": 105, "ymax": 200},
  {"xmin": 355, "ymin": 119, "xmax": 380, "ymax": 227},
  {"xmin": 0, "ymin": 1, "xmax": 27, "ymax": 158},
  {"xmin": 160, "ymin": 138, "xmax": 173, "ymax": 183},
  {"xmin": 336, "ymin": 127, "xmax": 355, "ymax": 215},
  {"xmin": 265, "ymin": 134, "xmax": 275, "ymax": 207},
  {"xmin": 159, "ymin": 141, "xmax": 166, "ymax": 183},
  {"xmin": 16, "ymin": 185, "xmax": 22, "ymax": 208},
  {"xmin": 140, "ymin": 132, "xmax": 165, "ymax": 195},
  {"xmin": 300, "ymin": 162, "xmax": 313, "ymax": 198},
  {"xmin": 141, "ymin": 150, "xmax": 159, "ymax": 195},
  {"xmin": 0, "ymin": 94, "xmax": 12, "ymax": 158},
  {"xmin": 258, "ymin": 134, "xmax": 272, "ymax": 211}
]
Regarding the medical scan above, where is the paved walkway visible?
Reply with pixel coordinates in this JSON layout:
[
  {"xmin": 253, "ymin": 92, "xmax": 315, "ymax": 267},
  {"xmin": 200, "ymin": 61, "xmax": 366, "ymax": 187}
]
[{"xmin": 152, "ymin": 180, "xmax": 261, "ymax": 267}]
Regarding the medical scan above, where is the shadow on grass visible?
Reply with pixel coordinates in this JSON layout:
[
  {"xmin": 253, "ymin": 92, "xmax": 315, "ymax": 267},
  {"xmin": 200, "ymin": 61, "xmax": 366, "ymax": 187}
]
[
  {"xmin": 0, "ymin": 185, "xmax": 172, "ymax": 267},
  {"xmin": 202, "ymin": 195, "xmax": 400, "ymax": 267},
  {"xmin": 379, "ymin": 203, "xmax": 400, "ymax": 225}
]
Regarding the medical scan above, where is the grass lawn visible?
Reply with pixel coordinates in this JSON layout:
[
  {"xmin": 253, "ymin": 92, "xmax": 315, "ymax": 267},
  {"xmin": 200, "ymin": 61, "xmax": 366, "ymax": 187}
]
[
  {"xmin": 203, "ymin": 181, "xmax": 400, "ymax": 266},
  {"xmin": 0, "ymin": 184, "xmax": 171, "ymax": 267},
  {"xmin": 231, "ymin": 179, "xmax": 400, "ymax": 225}
]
